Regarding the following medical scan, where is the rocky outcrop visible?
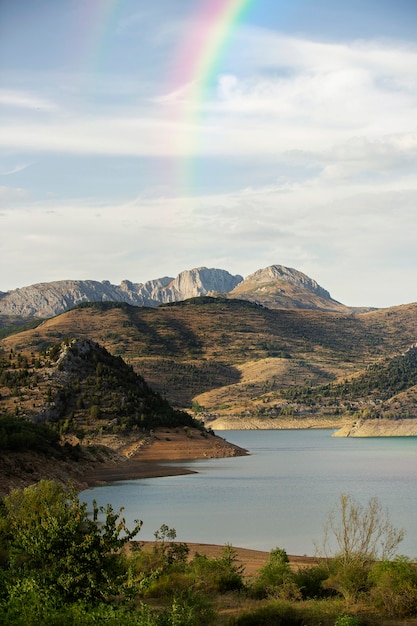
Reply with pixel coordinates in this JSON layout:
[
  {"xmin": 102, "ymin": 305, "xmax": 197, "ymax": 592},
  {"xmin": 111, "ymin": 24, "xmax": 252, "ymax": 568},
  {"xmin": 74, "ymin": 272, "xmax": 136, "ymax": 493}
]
[
  {"xmin": 0, "ymin": 268, "xmax": 243, "ymax": 318},
  {"xmin": 0, "ymin": 279, "xmax": 153, "ymax": 318},
  {"xmin": 243, "ymin": 265, "xmax": 331, "ymax": 299},
  {"xmin": 228, "ymin": 264, "xmax": 348, "ymax": 312},
  {"xmin": 0, "ymin": 264, "xmax": 357, "ymax": 319},
  {"xmin": 163, "ymin": 267, "xmax": 243, "ymax": 302},
  {"xmin": 333, "ymin": 418, "xmax": 417, "ymax": 437}
]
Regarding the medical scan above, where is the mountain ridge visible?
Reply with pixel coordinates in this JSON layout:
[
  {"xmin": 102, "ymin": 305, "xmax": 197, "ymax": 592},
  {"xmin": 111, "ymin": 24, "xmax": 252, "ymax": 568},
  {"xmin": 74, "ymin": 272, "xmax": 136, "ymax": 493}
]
[
  {"xmin": 3, "ymin": 298, "xmax": 417, "ymax": 429},
  {"xmin": 0, "ymin": 264, "xmax": 364, "ymax": 318}
]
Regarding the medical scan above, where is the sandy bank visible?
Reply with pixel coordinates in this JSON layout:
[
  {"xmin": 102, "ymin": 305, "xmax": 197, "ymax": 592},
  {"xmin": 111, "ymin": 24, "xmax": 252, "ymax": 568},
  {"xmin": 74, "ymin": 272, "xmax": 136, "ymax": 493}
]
[
  {"xmin": 83, "ymin": 427, "xmax": 247, "ymax": 487},
  {"xmin": 137, "ymin": 541, "xmax": 319, "ymax": 578},
  {"xmin": 206, "ymin": 416, "xmax": 349, "ymax": 430},
  {"xmin": 333, "ymin": 418, "xmax": 417, "ymax": 437}
]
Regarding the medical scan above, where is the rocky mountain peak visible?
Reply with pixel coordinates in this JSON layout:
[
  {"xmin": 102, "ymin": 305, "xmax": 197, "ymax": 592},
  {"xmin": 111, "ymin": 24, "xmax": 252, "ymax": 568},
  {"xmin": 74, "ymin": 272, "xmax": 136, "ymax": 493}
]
[
  {"xmin": 245, "ymin": 265, "xmax": 331, "ymax": 299},
  {"xmin": 0, "ymin": 268, "xmax": 242, "ymax": 318},
  {"xmin": 0, "ymin": 264, "xmax": 353, "ymax": 318},
  {"xmin": 167, "ymin": 267, "xmax": 243, "ymax": 301}
]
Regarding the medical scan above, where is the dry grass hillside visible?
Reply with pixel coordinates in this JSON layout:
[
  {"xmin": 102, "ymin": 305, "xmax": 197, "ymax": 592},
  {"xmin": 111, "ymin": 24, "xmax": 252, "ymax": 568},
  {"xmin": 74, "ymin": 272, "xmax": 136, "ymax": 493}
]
[{"xmin": 2, "ymin": 298, "xmax": 417, "ymax": 429}]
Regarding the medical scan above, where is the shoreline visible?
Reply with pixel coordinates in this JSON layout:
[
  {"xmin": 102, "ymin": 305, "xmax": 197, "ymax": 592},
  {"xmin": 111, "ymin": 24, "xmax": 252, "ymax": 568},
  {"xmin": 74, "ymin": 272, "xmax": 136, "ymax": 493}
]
[
  {"xmin": 81, "ymin": 429, "xmax": 321, "ymax": 564},
  {"xmin": 82, "ymin": 426, "xmax": 248, "ymax": 489},
  {"xmin": 84, "ymin": 459, "xmax": 198, "ymax": 487},
  {"xmin": 138, "ymin": 541, "xmax": 319, "ymax": 577}
]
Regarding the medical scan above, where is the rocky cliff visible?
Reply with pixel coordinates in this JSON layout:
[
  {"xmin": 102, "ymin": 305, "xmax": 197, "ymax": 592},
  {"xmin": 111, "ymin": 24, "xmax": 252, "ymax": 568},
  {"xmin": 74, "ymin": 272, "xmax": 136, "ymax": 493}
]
[
  {"xmin": 334, "ymin": 418, "xmax": 417, "ymax": 437},
  {"xmin": 0, "ymin": 268, "xmax": 243, "ymax": 318},
  {"xmin": 242, "ymin": 265, "xmax": 332, "ymax": 299},
  {"xmin": 0, "ymin": 264, "xmax": 358, "ymax": 319}
]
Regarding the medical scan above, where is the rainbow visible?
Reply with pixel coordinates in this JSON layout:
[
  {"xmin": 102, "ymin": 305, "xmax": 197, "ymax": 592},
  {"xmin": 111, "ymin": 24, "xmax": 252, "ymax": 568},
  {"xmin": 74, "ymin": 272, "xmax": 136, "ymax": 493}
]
[
  {"xmin": 163, "ymin": 0, "xmax": 254, "ymax": 195},
  {"xmin": 171, "ymin": 0, "xmax": 252, "ymax": 102},
  {"xmin": 167, "ymin": 0, "xmax": 253, "ymax": 191},
  {"xmin": 84, "ymin": 0, "xmax": 253, "ymax": 191}
]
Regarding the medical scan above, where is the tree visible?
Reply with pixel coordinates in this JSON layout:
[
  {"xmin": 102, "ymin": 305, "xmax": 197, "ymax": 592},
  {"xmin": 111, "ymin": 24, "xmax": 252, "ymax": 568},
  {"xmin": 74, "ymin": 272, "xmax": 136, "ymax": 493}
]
[
  {"xmin": 249, "ymin": 546, "xmax": 299, "ymax": 600},
  {"xmin": 320, "ymin": 493, "xmax": 404, "ymax": 601},
  {"xmin": 1, "ymin": 480, "xmax": 142, "ymax": 603},
  {"xmin": 322, "ymin": 494, "xmax": 404, "ymax": 565}
]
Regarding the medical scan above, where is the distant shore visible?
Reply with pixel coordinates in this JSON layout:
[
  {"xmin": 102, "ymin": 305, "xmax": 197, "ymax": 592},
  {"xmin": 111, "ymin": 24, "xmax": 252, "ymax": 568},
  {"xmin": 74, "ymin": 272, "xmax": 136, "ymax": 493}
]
[{"xmin": 83, "ymin": 426, "xmax": 248, "ymax": 488}]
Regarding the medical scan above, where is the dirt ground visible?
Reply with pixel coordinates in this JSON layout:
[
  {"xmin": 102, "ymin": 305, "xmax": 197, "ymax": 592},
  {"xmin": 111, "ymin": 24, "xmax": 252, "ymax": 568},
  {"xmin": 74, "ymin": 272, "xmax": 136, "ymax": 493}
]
[
  {"xmin": 84, "ymin": 427, "xmax": 247, "ymax": 486},
  {"xmin": 138, "ymin": 541, "xmax": 318, "ymax": 578}
]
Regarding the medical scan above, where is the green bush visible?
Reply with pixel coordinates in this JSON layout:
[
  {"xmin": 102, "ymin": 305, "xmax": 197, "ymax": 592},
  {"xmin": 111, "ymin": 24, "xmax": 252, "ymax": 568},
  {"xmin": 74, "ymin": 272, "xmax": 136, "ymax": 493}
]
[
  {"xmin": 190, "ymin": 545, "xmax": 244, "ymax": 593},
  {"xmin": 293, "ymin": 563, "xmax": 333, "ymax": 599},
  {"xmin": 368, "ymin": 557, "xmax": 417, "ymax": 617},
  {"xmin": 249, "ymin": 547, "xmax": 295, "ymax": 599},
  {"xmin": 0, "ymin": 414, "xmax": 59, "ymax": 452},
  {"xmin": 0, "ymin": 594, "xmax": 162, "ymax": 626},
  {"xmin": 0, "ymin": 480, "xmax": 141, "ymax": 604},
  {"xmin": 322, "ymin": 557, "xmax": 369, "ymax": 603},
  {"xmin": 158, "ymin": 591, "xmax": 216, "ymax": 626}
]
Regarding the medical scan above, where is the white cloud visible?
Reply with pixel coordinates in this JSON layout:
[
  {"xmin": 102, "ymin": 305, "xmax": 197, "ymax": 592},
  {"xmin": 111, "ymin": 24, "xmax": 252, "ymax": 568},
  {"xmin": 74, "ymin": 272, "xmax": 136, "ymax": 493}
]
[
  {"xmin": 1, "ymin": 174, "xmax": 416, "ymax": 307},
  {"xmin": 0, "ymin": 185, "xmax": 29, "ymax": 202},
  {"xmin": 0, "ymin": 163, "xmax": 30, "ymax": 176},
  {"xmin": 1, "ymin": 34, "xmax": 416, "ymax": 162},
  {"xmin": 0, "ymin": 89, "xmax": 58, "ymax": 112}
]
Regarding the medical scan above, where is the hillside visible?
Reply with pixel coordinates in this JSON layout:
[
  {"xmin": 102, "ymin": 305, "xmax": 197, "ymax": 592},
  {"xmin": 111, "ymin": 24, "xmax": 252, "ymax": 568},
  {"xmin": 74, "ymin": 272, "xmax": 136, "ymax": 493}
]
[
  {"xmin": 0, "ymin": 336, "xmax": 247, "ymax": 494},
  {"xmin": 0, "ymin": 264, "xmax": 361, "ymax": 318},
  {"xmin": 2, "ymin": 298, "xmax": 417, "ymax": 433}
]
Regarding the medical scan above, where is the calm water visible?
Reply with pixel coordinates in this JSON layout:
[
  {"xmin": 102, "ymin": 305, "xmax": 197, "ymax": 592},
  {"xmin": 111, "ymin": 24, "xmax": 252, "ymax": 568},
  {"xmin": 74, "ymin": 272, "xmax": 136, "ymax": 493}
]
[{"xmin": 80, "ymin": 430, "xmax": 417, "ymax": 557}]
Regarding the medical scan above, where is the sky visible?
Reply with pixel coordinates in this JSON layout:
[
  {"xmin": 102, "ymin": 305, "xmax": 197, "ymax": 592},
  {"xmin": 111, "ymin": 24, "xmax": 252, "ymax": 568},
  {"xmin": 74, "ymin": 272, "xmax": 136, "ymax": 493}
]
[{"xmin": 0, "ymin": 0, "xmax": 416, "ymax": 308}]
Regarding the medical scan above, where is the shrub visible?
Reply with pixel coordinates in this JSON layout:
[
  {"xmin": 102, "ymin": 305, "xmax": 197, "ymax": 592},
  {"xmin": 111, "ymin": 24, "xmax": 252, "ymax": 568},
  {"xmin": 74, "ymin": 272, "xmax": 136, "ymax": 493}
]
[
  {"xmin": 322, "ymin": 557, "xmax": 369, "ymax": 603},
  {"xmin": 0, "ymin": 413, "xmax": 59, "ymax": 452},
  {"xmin": 368, "ymin": 557, "xmax": 417, "ymax": 617},
  {"xmin": 0, "ymin": 594, "xmax": 160, "ymax": 625},
  {"xmin": 249, "ymin": 546, "xmax": 295, "ymax": 599},
  {"xmin": 293, "ymin": 563, "xmax": 333, "ymax": 599},
  {"xmin": 158, "ymin": 590, "xmax": 216, "ymax": 626},
  {"xmin": 0, "ymin": 480, "xmax": 142, "ymax": 603},
  {"xmin": 190, "ymin": 545, "xmax": 244, "ymax": 593}
]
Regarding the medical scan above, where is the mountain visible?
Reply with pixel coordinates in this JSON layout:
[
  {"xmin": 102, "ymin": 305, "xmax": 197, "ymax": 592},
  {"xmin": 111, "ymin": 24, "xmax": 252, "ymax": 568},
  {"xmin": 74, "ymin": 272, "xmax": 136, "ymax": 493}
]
[
  {"xmin": 0, "ymin": 268, "xmax": 243, "ymax": 318},
  {"xmin": 0, "ymin": 264, "xmax": 360, "ymax": 319},
  {"xmin": 2, "ymin": 298, "xmax": 417, "ymax": 433},
  {"xmin": 228, "ymin": 265, "xmax": 350, "ymax": 312}
]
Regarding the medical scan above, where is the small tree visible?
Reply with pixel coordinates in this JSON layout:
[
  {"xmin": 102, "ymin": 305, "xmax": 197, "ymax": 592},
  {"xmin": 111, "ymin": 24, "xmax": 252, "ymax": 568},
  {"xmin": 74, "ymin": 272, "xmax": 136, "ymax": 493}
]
[
  {"xmin": 249, "ymin": 546, "xmax": 299, "ymax": 600},
  {"xmin": 320, "ymin": 494, "xmax": 404, "ymax": 602},
  {"xmin": 322, "ymin": 494, "xmax": 404, "ymax": 565},
  {"xmin": 1, "ymin": 480, "xmax": 142, "ymax": 603},
  {"xmin": 153, "ymin": 524, "xmax": 189, "ymax": 566}
]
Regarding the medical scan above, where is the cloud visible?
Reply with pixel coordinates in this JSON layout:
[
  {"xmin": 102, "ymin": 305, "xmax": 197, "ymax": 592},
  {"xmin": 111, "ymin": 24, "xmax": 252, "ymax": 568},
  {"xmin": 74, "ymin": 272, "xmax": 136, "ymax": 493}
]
[
  {"xmin": 0, "ymin": 185, "xmax": 29, "ymax": 201},
  {"xmin": 0, "ymin": 89, "xmax": 58, "ymax": 112},
  {"xmin": 0, "ymin": 34, "xmax": 416, "ymax": 162},
  {"xmin": 0, "ymin": 163, "xmax": 31, "ymax": 176},
  {"xmin": 1, "ymin": 25, "xmax": 416, "ymax": 307},
  {"xmin": 1, "ymin": 174, "xmax": 416, "ymax": 306}
]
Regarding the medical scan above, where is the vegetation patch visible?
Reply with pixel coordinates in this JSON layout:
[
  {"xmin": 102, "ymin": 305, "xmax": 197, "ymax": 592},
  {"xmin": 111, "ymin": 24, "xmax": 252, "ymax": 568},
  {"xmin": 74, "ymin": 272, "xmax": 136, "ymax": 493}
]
[{"xmin": 0, "ymin": 484, "xmax": 415, "ymax": 625}]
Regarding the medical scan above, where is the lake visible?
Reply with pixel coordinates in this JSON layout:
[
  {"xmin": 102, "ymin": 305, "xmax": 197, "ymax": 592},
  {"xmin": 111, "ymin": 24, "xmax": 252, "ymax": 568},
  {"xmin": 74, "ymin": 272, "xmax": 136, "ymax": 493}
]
[{"xmin": 80, "ymin": 429, "xmax": 417, "ymax": 557}]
